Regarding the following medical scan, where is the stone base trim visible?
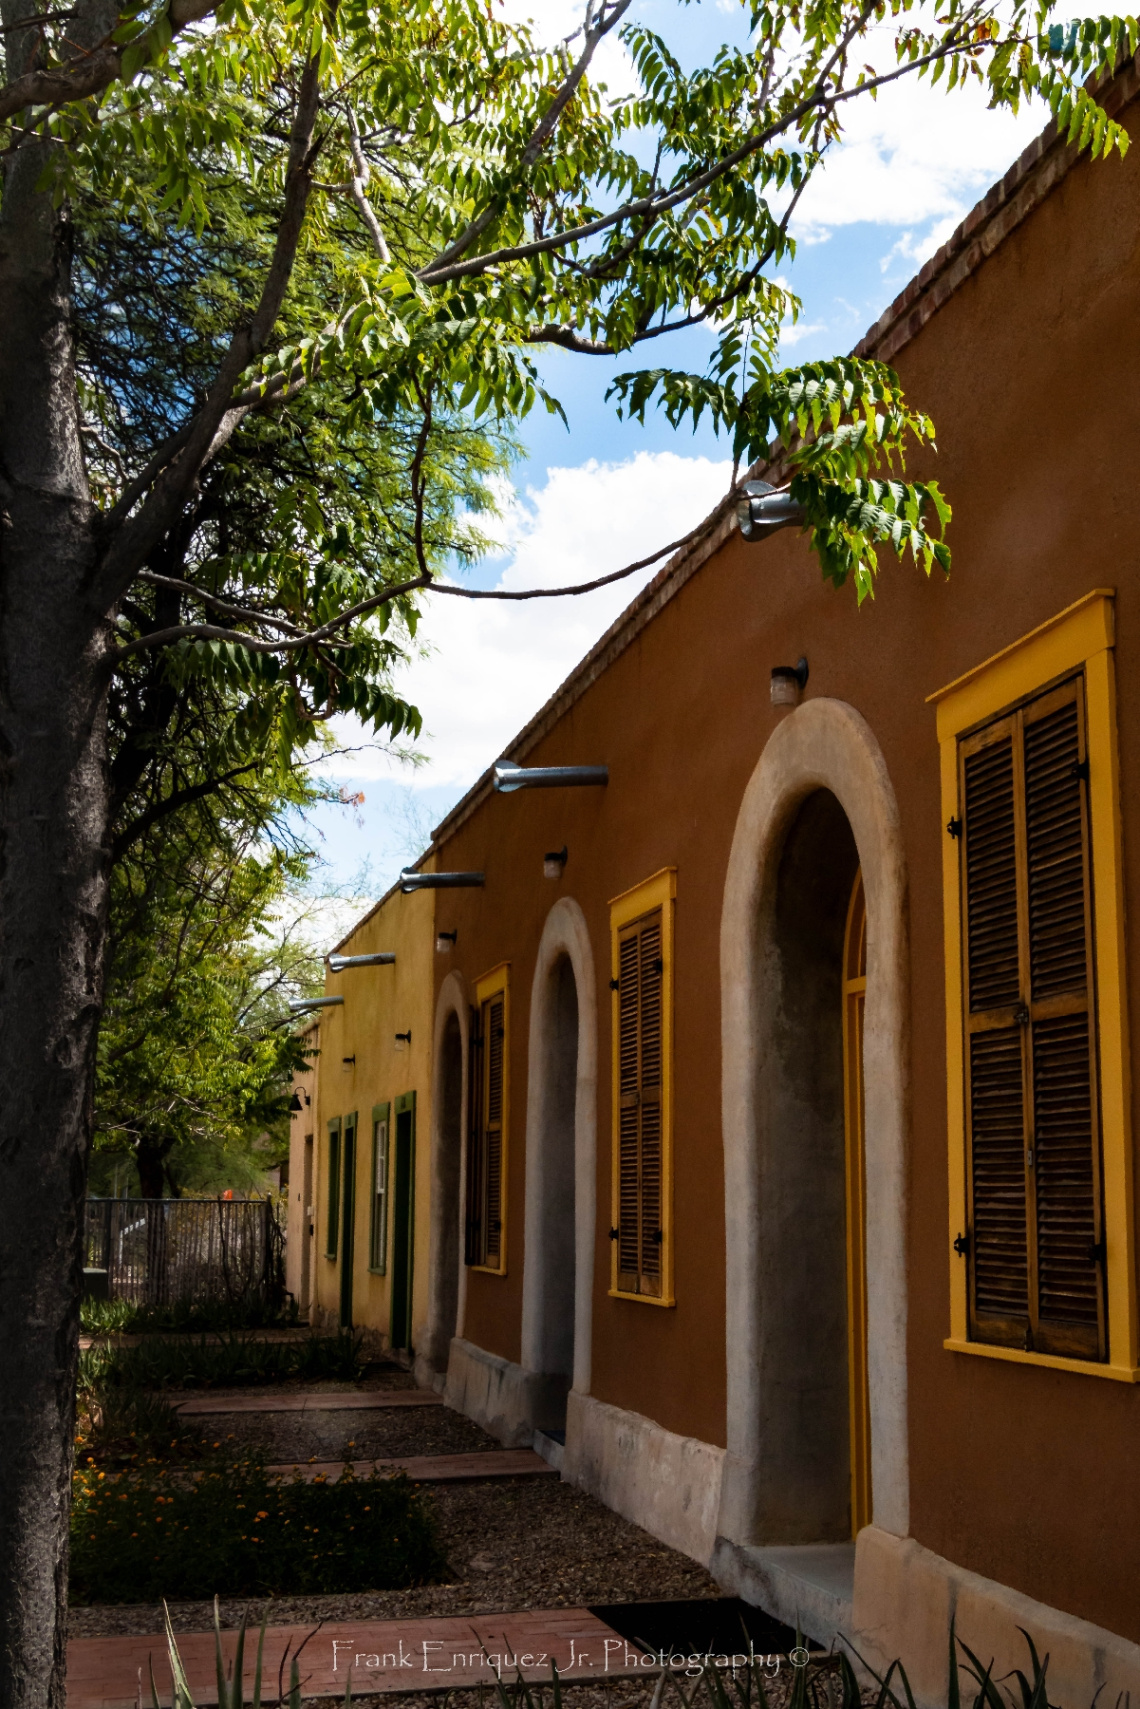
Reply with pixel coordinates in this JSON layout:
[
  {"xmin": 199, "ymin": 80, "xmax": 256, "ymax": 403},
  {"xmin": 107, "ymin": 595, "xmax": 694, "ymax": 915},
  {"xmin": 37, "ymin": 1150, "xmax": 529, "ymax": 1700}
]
[
  {"xmin": 851, "ymin": 1527, "xmax": 1140, "ymax": 1709},
  {"xmin": 443, "ymin": 1337, "xmax": 567, "ymax": 1446},
  {"xmin": 562, "ymin": 1390, "xmax": 724, "ymax": 1567}
]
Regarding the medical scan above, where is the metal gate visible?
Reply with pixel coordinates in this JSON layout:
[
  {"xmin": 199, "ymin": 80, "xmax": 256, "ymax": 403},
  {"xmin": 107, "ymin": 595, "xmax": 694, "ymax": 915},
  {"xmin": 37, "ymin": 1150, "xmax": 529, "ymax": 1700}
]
[{"xmin": 84, "ymin": 1198, "xmax": 284, "ymax": 1308}]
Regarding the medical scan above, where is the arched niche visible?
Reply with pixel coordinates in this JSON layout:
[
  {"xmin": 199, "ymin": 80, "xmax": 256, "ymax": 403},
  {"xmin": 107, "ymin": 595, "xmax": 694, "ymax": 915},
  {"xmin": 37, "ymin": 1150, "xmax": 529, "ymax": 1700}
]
[
  {"xmin": 422, "ymin": 970, "xmax": 469, "ymax": 1377},
  {"xmin": 718, "ymin": 698, "xmax": 910, "ymax": 1547},
  {"xmin": 520, "ymin": 896, "xmax": 599, "ymax": 1399}
]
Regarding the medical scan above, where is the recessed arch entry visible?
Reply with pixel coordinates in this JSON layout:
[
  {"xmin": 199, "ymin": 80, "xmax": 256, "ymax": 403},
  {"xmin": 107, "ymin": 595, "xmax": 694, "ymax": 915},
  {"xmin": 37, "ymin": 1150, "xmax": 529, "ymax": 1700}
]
[
  {"xmin": 521, "ymin": 897, "xmax": 599, "ymax": 1410},
  {"xmin": 421, "ymin": 971, "xmax": 470, "ymax": 1378},
  {"xmin": 716, "ymin": 698, "xmax": 910, "ymax": 1556}
]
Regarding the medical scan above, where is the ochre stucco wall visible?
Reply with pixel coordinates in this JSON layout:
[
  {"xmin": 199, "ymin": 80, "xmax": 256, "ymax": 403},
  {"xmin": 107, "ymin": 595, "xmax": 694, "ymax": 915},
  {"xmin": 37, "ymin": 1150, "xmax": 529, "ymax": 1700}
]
[
  {"xmin": 311, "ymin": 884, "xmax": 436, "ymax": 1350},
  {"xmin": 432, "ymin": 90, "xmax": 1140, "ymax": 1642}
]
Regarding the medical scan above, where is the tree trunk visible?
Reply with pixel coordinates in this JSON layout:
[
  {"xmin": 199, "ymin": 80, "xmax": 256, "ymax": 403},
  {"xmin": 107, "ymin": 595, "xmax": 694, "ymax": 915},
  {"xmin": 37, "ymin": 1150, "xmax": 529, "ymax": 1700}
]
[
  {"xmin": 135, "ymin": 1138, "xmax": 171, "ymax": 1201},
  {"xmin": 0, "ymin": 131, "xmax": 110, "ymax": 1708}
]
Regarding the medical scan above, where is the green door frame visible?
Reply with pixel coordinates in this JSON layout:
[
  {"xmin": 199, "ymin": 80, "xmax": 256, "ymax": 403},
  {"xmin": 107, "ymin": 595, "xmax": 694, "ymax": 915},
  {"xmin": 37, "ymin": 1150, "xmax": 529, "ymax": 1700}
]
[
  {"xmin": 339, "ymin": 1113, "xmax": 357, "ymax": 1329},
  {"xmin": 390, "ymin": 1092, "xmax": 416, "ymax": 1351}
]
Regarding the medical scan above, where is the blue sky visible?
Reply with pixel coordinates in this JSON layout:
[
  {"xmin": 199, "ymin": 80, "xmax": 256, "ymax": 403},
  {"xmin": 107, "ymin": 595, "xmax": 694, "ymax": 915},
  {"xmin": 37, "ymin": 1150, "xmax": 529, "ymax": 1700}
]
[{"xmin": 299, "ymin": 0, "xmax": 1059, "ymax": 917}]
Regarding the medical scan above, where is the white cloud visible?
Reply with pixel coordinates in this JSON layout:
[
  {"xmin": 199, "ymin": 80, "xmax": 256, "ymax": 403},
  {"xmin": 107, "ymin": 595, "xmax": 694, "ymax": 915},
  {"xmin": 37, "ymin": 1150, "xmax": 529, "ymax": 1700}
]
[
  {"xmin": 328, "ymin": 451, "xmax": 731, "ymax": 790},
  {"xmin": 786, "ymin": 32, "xmax": 1050, "ymax": 243}
]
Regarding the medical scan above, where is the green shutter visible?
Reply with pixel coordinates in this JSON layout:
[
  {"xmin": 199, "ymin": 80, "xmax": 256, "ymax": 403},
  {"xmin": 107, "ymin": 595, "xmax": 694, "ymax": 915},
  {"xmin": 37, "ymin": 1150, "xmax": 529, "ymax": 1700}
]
[
  {"xmin": 370, "ymin": 1102, "xmax": 390, "ymax": 1273},
  {"xmin": 325, "ymin": 1117, "xmax": 341, "ymax": 1259}
]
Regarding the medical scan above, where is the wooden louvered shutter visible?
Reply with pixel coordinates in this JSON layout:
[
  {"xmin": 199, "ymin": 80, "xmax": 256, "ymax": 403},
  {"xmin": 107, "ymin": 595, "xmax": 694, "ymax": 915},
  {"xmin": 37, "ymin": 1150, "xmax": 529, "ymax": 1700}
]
[
  {"xmin": 483, "ymin": 993, "xmax": 505, "ymax": 1267},
  {"xmin": 616, "ymin": 910, "xmax": 664, "ymax": 1297},
  {"xmin": 465, "ymin": 993, "xmax": 506, "ymax": 1269},
  {"xmin": 959, "ymin": 674, "xmax": 1105, "ymax": 1360},
  {"xmin": 465, "ymin": 1005, "xmax": 485, "ymax": 1265}
]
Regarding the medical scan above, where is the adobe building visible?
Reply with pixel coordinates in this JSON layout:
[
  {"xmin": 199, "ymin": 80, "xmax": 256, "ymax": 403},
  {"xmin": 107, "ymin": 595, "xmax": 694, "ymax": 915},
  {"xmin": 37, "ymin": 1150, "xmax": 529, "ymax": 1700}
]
[
  {"xmin": 288, "ymin": 881, "xmax": 436, "ymax": 1353},
  {"xmin": 292, "ymin": 57, "xmax": 1140, "ymax": 1705}
]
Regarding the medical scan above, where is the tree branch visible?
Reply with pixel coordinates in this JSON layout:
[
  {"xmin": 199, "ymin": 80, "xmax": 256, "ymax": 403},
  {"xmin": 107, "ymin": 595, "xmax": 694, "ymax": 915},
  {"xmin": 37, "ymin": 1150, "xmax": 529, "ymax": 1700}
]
[
  {"xmin": 345, "ymin": 102, "xmax": 390, "ymax": 263},
  {"xmin": 0, "ymin": 0, "xmax": 218, "ymax": 123},
  {"xmin": 425, "ymin": 0, "xmax": 633, "ymax": 274},
  {"xmin": 418, "ymin": 11, "xmax": 978, "ymax": 288},
  {"xmin": 88, "ymin": 53, "xmax": 323, "ymax": 614}
]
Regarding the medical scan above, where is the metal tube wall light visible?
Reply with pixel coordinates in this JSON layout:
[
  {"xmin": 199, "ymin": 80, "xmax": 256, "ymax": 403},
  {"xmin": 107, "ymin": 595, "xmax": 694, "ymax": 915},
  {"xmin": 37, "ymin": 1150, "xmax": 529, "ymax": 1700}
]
[
  {"xmin": 288, "ymin": 995, "xmax": 344, "ymax": 1012},
  {"xmin": 327, "ymin": 952, "xmax": 396, "ymax": 971},
  {"xmin": 736, "ymin": 480, "xmax": 806, "ymax": 543},
  {"xmin": 435, "ymin": 929, "xmax": 457, "ymax": 954},
  {"xmin": 399, "ymin": 870, "xmax": 484, "ymax": 893},
  {"xmin": 493, "ymin": 761, "xmax": 608, "ymax": 792}
]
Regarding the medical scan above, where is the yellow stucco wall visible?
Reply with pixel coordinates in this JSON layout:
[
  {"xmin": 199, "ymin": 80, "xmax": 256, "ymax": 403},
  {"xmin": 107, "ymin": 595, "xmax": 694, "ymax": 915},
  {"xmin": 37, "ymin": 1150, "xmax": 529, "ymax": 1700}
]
[{"xmin": 308, "ymin": 883, "xmax": 435, "ymax": 1351}]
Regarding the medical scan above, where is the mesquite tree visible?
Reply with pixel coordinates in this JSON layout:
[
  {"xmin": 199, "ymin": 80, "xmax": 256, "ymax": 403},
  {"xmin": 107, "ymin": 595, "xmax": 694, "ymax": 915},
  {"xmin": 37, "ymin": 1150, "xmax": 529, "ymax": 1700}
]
[{"xmin": 0, "ymin": 0, "xmax": 1133, "ymax": 1698}]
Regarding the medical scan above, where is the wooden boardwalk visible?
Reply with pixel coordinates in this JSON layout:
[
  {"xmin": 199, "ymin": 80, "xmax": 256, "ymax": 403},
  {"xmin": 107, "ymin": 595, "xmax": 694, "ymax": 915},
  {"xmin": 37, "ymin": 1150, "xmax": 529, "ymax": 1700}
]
[
  {"xmin": 170, "ymin": 1388, "xmax": 442, "ymax": 1415},
  {"xmin": 268, "ymin": 1449, "xmax": 558, "ymax": 1483},
  {"xmin": 68, "ymin": 1607, "xmax": 655, "ymax": 1707}
]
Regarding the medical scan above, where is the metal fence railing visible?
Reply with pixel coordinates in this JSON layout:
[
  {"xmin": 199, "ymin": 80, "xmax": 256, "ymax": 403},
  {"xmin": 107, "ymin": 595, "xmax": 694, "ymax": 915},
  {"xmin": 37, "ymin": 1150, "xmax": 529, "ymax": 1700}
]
[{"xmin": 84, "ymin": 1198, "xmax": 284, "ymax": 1308}]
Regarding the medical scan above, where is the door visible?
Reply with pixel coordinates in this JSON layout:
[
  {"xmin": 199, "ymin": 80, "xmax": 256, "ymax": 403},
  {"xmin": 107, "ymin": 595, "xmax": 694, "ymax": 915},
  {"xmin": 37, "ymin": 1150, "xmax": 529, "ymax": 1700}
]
[
  {"xmin": 390, "ymin": 1093, "xmax": 416, "ymax": 1350},
  {"xmin": 339, "ymin": 1116, "xmax": 356, "ymax": 1330},
  {"xmin": 843, "ymin": 868, "xmax": 872, "ymax": 1534},
  {"xmin": 301, "ymin": 1135, "xmax": 314, "ymax": 1314}
]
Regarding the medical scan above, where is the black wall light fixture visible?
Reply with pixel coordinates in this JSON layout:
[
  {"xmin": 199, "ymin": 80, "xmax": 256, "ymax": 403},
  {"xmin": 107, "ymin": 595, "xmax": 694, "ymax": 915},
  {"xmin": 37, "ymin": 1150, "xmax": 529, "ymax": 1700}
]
[
  {"xmin": 544, "ymin": 846, "xmax": 568, "ymax": 879},
  {"xmin": 736, "ymin": 480, "xmax": 806, "ymax": 543},
  {"xmin": 287, "ymin": 994, "xmax": 344, "ymax": 1013},
  {"xmin": 328, "ymin": 951, "xmax": 396, "ymax": 971},
  {"xmin": 342, "ymin": 1055, "xmax": 356, "ymax": 1067},
  {"xmin": 288, "ymin": 1090, "xmax": 309, "ymax": 1112},
  {"xmin": 435, "ymin": 929, "xmax": 458, "ymax": 954},
  {"xmin": 394, "ymin": 1029, "xmax": 412, "ymax": 1048},
  {"xmin": 493, "ymin": 760, "xmax": 608, "ymax": 791},
  {"xmin": 399, "ymin": 869, "xmax": 484, "ymax": 893},
  {"xmin": 771, "ymin": 657, "xmax": 809, "ymax": 708}
]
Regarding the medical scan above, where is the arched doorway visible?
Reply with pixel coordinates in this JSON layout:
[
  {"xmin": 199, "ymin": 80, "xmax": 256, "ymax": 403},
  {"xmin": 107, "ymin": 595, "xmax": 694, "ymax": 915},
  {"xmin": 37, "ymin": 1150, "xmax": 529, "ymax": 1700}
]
[
  {"xmin": 423, "ymin": 978, "xmax": 467, "ymax": 1378},
  {"xmin": 843, "ymin": 869, "xmax": 872, "ymax": 1536},
  {"xmin": 717, "ymin": 697, "xmax": 910, "ymax": 1572},
  {"xmin": 521, "ymin": 896, "xmax": 599, "ymax": 1407}
]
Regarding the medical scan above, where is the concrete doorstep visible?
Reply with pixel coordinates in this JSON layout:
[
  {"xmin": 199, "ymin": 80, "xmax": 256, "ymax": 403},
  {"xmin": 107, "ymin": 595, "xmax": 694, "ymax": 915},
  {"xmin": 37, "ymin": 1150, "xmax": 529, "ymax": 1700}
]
[{"xmin": 68, "ymin": 1607, "xmax": 659, "ymax": 1708}]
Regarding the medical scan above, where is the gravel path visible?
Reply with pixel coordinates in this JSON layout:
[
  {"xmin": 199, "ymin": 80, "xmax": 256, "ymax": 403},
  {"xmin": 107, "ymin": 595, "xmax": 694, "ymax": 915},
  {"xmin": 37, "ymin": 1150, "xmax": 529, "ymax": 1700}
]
[
  {"xmin": 69, "ymin": 1452, "xmax": 717, "ymax": 1639},
  {"xmin": 70, "ymin": 1357, "xmax": 721, "ymax": 1643}
]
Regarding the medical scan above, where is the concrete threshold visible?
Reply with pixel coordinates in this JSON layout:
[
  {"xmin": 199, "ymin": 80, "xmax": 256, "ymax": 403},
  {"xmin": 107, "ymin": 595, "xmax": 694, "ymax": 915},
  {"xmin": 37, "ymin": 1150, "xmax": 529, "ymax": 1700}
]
[{"xmin": 712, "ymin": 1540, "xmax": 854, "ymax": 1650}]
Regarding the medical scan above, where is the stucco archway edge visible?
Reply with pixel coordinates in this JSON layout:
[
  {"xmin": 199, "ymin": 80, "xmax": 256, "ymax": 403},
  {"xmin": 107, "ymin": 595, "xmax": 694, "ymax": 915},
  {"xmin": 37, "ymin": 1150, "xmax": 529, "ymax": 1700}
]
[
  {"xmin": 421, "ymin": 968, "xmax": 470, "ymax": 1382},
  {"xmin": 520, "ymin": 895, "xmax": 599, "ymax": 1396},
  {"xmin": 718, "ymin": 696, "xmax": 910, "ymax": 1543}
]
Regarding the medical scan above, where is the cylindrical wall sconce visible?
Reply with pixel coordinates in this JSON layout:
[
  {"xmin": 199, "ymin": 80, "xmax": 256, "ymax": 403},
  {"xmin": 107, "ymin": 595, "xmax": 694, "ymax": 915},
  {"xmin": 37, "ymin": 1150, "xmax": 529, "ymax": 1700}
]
[
  {"xmin": 399, "ymin": 870, "xmax": 485, "ymax": 893},
  {"xmin": 493, "ymin": 761, "xmax": 608, "ymax": 792},
  {"xmin": 328, "ymin": 952, "xmax": 396, "ymax": 971}
]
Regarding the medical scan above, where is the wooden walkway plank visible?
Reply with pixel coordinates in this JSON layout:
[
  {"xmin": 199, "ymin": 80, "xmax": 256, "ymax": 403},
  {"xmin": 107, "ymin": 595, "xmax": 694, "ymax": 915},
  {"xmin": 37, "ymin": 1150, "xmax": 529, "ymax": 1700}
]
[
  {"xmin": 169, "ymin": 1389, "xmax": 442, "ymax": 1415},
  {"xmin": 68, "ymin": 1607, "xmax": 656, "ymax": 1708},
  {"xmin": 266, "ymin": 1449, "xmax": 559, "ymax": 1484}
]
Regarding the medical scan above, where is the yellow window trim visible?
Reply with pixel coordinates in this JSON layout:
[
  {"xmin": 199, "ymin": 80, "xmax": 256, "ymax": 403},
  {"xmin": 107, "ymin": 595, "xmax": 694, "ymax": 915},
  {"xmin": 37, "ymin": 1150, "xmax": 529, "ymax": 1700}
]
[
  {"xmin": 471, "ymin": 962, "xmax": 509, "ymax": 1276},
  {"xmin": 930, "ymin": 590, "xmax": 1138, "ymax": 1380},
  {"xmin": 608, "ymin": 867, "xmax": 676, "ymax": 1307}
]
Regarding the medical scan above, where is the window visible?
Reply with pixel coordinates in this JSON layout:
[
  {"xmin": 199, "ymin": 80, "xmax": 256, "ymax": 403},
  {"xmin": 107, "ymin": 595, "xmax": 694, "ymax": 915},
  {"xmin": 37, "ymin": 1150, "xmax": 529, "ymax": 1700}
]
[
  {"xmin": 932, "ymin": 590, "xmax": 1137, "ymax": 1379},
  {"xmin": 609, "ymin": 869, "xmax": 676, "ymax": 1305},
  {"xmin": 369, "ymin": 1102, "xmax": 390, "ymax": 1273},
  {"xmin": 466, "ymin": 965, "xmax": 509, "ymax": 1273},
  {"xmin": 325, "ymin": 1117, "xmax": 341, "ymax": 1260}
]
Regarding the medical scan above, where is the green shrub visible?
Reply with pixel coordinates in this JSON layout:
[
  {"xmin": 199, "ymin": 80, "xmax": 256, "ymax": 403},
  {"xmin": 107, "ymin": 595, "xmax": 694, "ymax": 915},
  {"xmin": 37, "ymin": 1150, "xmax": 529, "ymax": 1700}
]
[
  {"xmin": 78, "ymin": 1329, "xmax": 366, "ymax": 1394},
  {"xmin": 81, "ymin": 1297, "xmax": 300, "ymax": 1337},
  {"xmin": 70, "ymin": 1459, "xmax": 448, "ymax": 1604}
]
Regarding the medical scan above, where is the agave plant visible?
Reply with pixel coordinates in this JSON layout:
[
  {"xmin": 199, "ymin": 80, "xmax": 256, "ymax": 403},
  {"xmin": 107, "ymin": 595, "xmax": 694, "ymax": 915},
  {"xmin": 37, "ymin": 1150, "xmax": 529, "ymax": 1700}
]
[{"xmin": 149, "ymin": 1598, "xmax": 349, "ymax": 1709}]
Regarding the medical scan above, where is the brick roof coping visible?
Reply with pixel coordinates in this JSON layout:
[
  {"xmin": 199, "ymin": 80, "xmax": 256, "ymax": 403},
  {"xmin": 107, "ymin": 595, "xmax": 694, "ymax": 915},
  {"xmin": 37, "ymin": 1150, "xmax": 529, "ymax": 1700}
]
[{"xmin": 419, "ymin": 54, "xmax": 1140, "ymax": 857}]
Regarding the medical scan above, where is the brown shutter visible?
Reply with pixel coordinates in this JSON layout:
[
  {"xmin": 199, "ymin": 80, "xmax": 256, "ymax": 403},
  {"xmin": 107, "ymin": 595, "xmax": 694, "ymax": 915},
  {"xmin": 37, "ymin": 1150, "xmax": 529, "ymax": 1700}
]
[
  {"xmin": 466, "ymin": 993, "xmax": 506, "ymax": 1270},
  {"xmin": 484, "ymin": 994, "xmax": 505, "ymax": 1266},
  {"xmin": 465, "ymin": 1004, "xmax": 484, "ymax": 1266},
  {"xmin": 959, "ymin": 675, "xmax": 1104, "ymax": 1360},
  {"xmin": 616, "ymin": 909, "xmax": 664, "ymax": 1297}
]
